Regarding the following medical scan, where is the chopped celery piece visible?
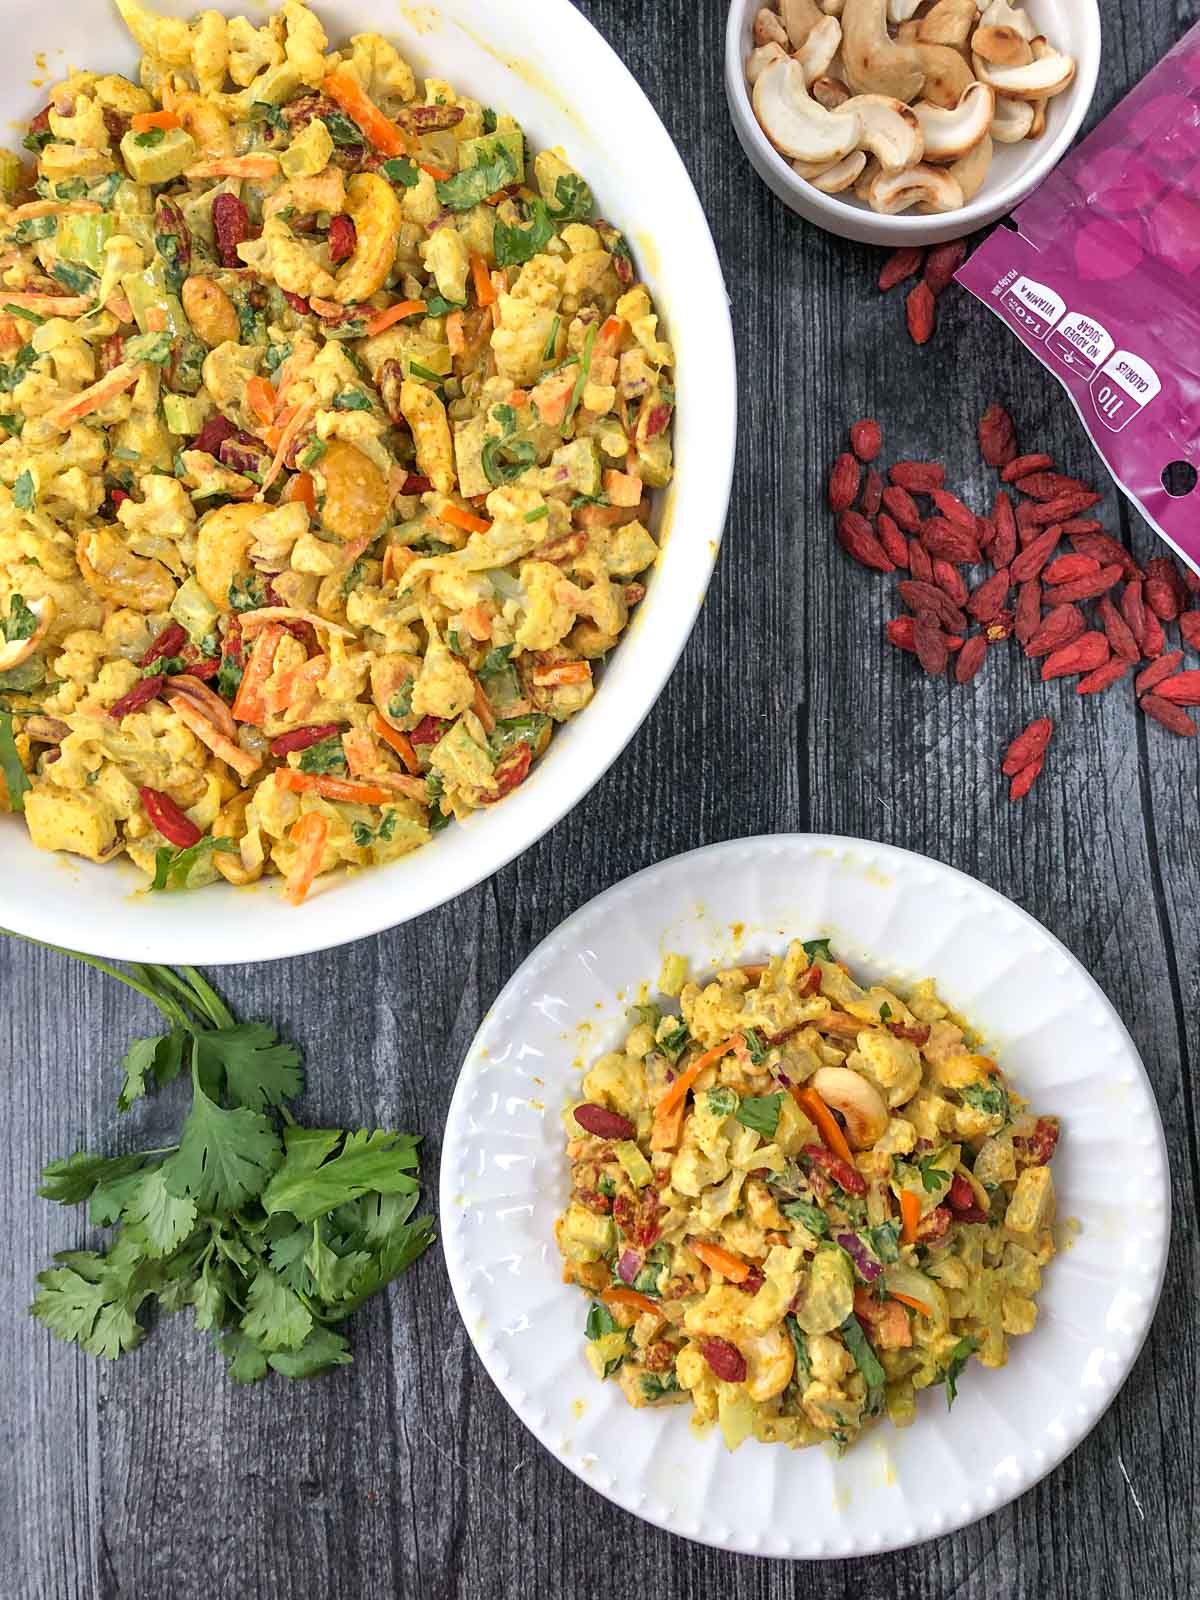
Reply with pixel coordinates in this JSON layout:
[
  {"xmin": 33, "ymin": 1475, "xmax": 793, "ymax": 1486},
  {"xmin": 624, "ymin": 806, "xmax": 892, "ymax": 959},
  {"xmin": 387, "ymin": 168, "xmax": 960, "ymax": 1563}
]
[
  {"xmin": 0, "ymin": 149, "xmax": 21, "ymax": 196},
  {"xmin": 121, "ymin": 268, "xmax": 188, "ymax": 338},
  {"xmin": 169, "ymin": 576, "xmax": 219, "ymax": 645},
  {"xmin": 163, "ymin": 393, "xmax": 210, "ymax": 436},
  {"xmin": 56, "ymin": 212, "xmax": 116, "ymax": 273}
]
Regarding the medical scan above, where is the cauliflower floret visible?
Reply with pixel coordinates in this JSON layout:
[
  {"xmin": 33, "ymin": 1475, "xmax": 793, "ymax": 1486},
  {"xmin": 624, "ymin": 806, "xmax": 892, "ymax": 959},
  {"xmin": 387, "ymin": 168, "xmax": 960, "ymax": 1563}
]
[
  {"xmin": 237, "ymin": 214, "xmax": 336, "ymax": 300},
  {"xmin": 850, "ymin": 1029, "xmax": 923, "ymax": 1108},
  {"xmin": 115, "ymin": 0, "xmax": 195, "ymax": 65},
  {"xmin": 682, "ymin": 1284, "xmax": 750, "ymax": 1341},
  {"xmin": 1001, "ymin": 1295, "xmax": 1038, "ymax": 1336},
  {"xmin": 411, "ymin": 636, "xmax": 473, "ymax": 719},
  {"xmin": 191, "ymin": 9, "xmax": 230, "ymax": 97},
  {"xmin": 247, "ymin": 501, "xmax": 309, "ymax": 569},
  {"xmin": 420, "ymin": 226, "xmax": 470, "ymax": 305},
  {"xmin": 226, "ymin": 15, "xmax": 284, "ymax": 85},
  {"xmin": 514, "ymin": 560, "xmax": 575, "ymax": 651},
  {"xmin": 874, "ymin": 1116, "xmax": 917, "ymax": 1155},
  {"xmin": 345, "ymin": 32, "xmax": 416, "ymax": 104},
  {"xmin": 399, "ymin": 379, "xmax": 455, "ymax": 495},
  {"xmin": 281, "ymin": 0, "xmax": 327, "ymax": 87},
  {"xmin": 400, "ymin": 170, "xmax": 441, "ymax": 228},
  {"xmin": 48, "ymin": 93, "xmax": 110, "ymax": 151},
  {"xmin": 117, "ymin": 475, "xmax": 196, "ymax": 541},
  {"xmin": 491, "ymin": 296, "xmax": 559, "ymax": 387},
  {"xmin": 808, "ymin": 1332, "xmax": 853, "ymax": 1385},
  {"xmin": 1005, "ymin": 1166, "xmax": 1055, "ymax": 1235},
  {"xmin": 615, "ymin": 285, "xmax": 674, "ymax": 369}
]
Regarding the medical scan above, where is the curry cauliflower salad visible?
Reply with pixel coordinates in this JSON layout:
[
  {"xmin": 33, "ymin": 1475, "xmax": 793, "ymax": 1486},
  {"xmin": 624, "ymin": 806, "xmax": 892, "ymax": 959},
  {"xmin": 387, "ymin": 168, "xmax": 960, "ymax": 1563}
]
[
  {"xmin": 557, "ymin": 940, "xmax": 1061, "ymax": 1452},
  {"xmin": 0, "ymin": 0, "xmax": 673, "ymax": 902}
]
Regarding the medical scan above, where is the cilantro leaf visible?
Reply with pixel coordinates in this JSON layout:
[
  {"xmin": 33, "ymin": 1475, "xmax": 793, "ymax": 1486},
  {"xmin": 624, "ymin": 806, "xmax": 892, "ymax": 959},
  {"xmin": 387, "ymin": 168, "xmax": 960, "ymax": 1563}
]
[
  {"xmin": 961, "ymin": 1080, "xmax": 1011, "ymax": 1123},
  {"xmin": 436, "ymin": 142, "xmax": 516, "ymax": 211},
  {"xmin": 241, "ymin": 1266, "xmax": 313, "ymax": 1351},
  {"xmin": 840, "ymin": 1312, "xmax": 886, "ymax": 1412},
  {"xmin": 937, "ymin": 1335, "xmax": 976, "ymax": 1408},
  {"xmin": 150, "ymin": 835, "xmax": 237, "ymax": 892},
  {"xmin": 493, "ymin": 199, "xmax": 555, "ymax": 268},
  {"xmin": 219, "ymin": 1328, "xmax": 271, "ymax": 1384},
  {"xmin": 780, "ymin": 1197, "xmax": 829, "ymax": 1236},
  {"xmin": 742, "ymin": 1027, "xmax": 769, "ymax": 1065},
  {"xmin": 918, "ymin": 1151, "xmax": 951, "ymax": 1194},
  {"xmin": 297, "ymin": 734, "xmax": 348, "ymax": 775},
  {"xmin": 164, "ymin": 1073, "xmax": 282, "ymax": 1214},
  {"xmin": 118, "ymin": 1029, "xmax": 185, "ymax": 1110},
  {"xmin": 802, "ymin": 938, "xmax": 833, "ymax": 961},
  {"xmin": 3, "ymin": 593, "xmax": 37, "ymax": 642},
  {"xmin": 267, "ymin": 1324, "xmax": 353, "ymax": 1379},
  {"xmin": 38, "ymin": 1150, "xmax": 150, "ymax": 1206},
  {"xmin": 122, "ymin": 1168, "xmax": 197, "ymax": 1258},
  {"xmin": 261, "ymin": 1128, "xmax": 421, "ymax": 1222},
  {"xmin": 546, "ymin": 172, "xmax": 593, "ymax": 222},
  {"xmin": 193, "ymin": 1022, "xmax": 303, "ymax": 1111},
  {"xmin": 31, "ymin": 1249, "xmax": 155, "ymax": 1359},
  {"xmin": 0, "ymin": 711, "xmax": 30, "ymax": 811},
  {"xmin": 785, "ymin": 1313, "xmax": 812, "ymax": 1385},
  {"xmin": 735, "ymin": 1092, "xmax": 783, "ymax": 1139},
  {"xmin": 705, "ymin": 1086, "xmax": 738, "ymax": 1118},
  {"xmin": 379, "ymin": 156, "xmax": 419, "ymax": 188}
]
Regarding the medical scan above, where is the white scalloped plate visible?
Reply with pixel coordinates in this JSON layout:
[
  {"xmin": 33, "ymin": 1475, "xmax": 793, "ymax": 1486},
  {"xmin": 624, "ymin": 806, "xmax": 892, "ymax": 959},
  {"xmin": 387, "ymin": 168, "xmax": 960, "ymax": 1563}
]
[{"xmin": 440, "ymin": 834, "xmax": 1170, "ymax": 1558}]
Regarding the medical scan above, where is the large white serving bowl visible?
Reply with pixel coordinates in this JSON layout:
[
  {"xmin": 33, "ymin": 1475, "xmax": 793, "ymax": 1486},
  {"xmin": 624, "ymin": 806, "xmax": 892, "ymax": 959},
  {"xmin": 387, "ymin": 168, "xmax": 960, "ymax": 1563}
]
[
  {"xmin": 441, "ymin": 834, "xmax": 1169, "ymax": 1557},
  {"xmin": 725, "ymin": 0, "xmax": 1102, "ymax": 246},
  {"xmin": 0, "ymin": 0, "xmax": 735, "ymax": 964}
]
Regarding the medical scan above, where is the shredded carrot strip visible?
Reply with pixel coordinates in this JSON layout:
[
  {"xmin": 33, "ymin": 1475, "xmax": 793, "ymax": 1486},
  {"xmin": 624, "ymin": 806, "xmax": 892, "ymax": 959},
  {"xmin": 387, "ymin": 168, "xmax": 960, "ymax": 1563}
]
[
  {"xmin": 470, "ymin": 252, "xmax": 497, "ymax": 307},
  {"xmin": 264, "ymin": 652, "xmax": 327, "ymax": 717},
  {"xmin": 899, "ymin": 1189, "xmax": 922, "ymax": 1246},
  {"xmin": 371, "ymin": 711, "xmax": 420, "ymax": 775},
  {"xmin": 285, "ymin": 811, "xmax": 329, "ymax": 906},
  {"xmin": 440, "ymin": 504, "xmax": 491, "ymax": 535},
  {"xmin": 230, "ymin": 622, "xmax": 285, "ymax": 726},
  {"xmin": 167, "ymin": 695, "xmax": 260, "ymax": 780},
  {"xmin": 419, "ymin": 163, "xmax": 451, "ymax": 181},
  {"xmin": 341, "ymin": 726, "xmax": 378, "ymax": 777},
  {"xmin": 595, "ymin": 315, "xmax": 626, "ymax": 357},
  {"xmin": 654, "ymin": 1035, "xmax": 741, "ymax": 1121},
  {"xmin": 793, "ymin": 1085, "xmax": 856, "ymax": 1170},
  {"xmin": 246, "ymin": 376, "xmax": 276, "ymax": 427},
  {"xmin": 131, "ymin": 109, "xmax": 180, "ymax": 132},
  {"xmin": 259, "ymin": 401, "xmax": 315, "ymax": 495},
  {"xmin": 322, "ymin": 70, "xmax": 407, "ymax": 158},
  {"xmin": 184, "ymin": 154, "xmax": 280, "ymax": 180},
  {"xmin": 650, "ymin": 1095, "xmax": 686, "ymax": 1152},
  {"xmin": 363, "ymin": 299, "xmax": 426, "ymax": 338},
  {"xmin": 445, "ymin": 310, "xmax": 466, "ymax": 356},
  {"xmin": 531, "ymin": 660, "xmax": 591, "ymax": 688},
  {"xmin": 471, "ymin": 676, "xmax": 496, "ymax": 735},
  {"xmin": 0, "ymin": 318, "xmax": 22, "ymax": 355},
  {"xmin": 889, "ymin": 1289, "xmax": 934, "ymax": 1319},
  {"xmin": 1, "ymin": 292, "xmax": 93, "ymax": 318},
  {"xmin": 275, "ymin": 769, "xmax": 397, "ymax": 805},
  {"xmin": 48, "ymin": 363, "xmax": 139, "ymax": 430},
  {"xmin": 600, "ymin": 1287, "xmax": 660, "ymax": 1317},
  {"xmin": 689, "ymin": 1239, "xmax": 751, "ymax": 1284},
  {"xmin": 237, "ymin": 604, "xmax": 354, "ymax": 639}
]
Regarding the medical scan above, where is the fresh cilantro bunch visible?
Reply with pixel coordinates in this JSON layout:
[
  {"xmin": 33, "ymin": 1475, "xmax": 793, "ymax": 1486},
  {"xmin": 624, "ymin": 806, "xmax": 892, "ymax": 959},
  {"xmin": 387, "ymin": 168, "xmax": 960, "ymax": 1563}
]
[{"xmin": 8, "ymin": 938, "xmax": 434, "ymax": 1383}]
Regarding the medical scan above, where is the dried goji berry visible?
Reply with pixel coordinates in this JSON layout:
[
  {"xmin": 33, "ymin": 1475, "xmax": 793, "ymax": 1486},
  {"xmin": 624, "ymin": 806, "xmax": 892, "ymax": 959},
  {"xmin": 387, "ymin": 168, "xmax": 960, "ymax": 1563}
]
[
  {"xmin": 1142, "ymin": 611, "xmax": 1165, "ymax": 658},
  {"xmin": 1043, "ymin": 554, "xmax": 1101, "ymax": 586},
  {"xmin": 908, "ymin": 537, "xmax": 932, "ymax": 581},
  {"xmin": 1135, "ymin": 651, "xmax": 1183, "ymax": 696},
  {"xmin": 921, "ymin": 518, "xmax": 979, "ymax": 564},
  {"xmin": 954, "ymin": 634, "xmax": 987, "ymax": 684},
  {"xmin": 924, "ymin": 238, "xmax": 966, "ymax": 294},
  {"xmin": 1015, "ymin": 579, "xmax": 1042, "ymax": 645},
  {"xmin": 1179, "ymin": 613, "xmax": 1200, "ymax": 649},
  {"xmin": 573, "ymin": 1102, "xmax": 636, "ymax": 1140},
  {"xmin": 1154, "ymin": 670, "xmax": 1200, "ymax": 705},
  {"xmin": 978, "ymin": 403, "xmax": 1017, "ymax": 468},
  {"xmin": 700, "ymin": 1338, "xmax": 747, "ymax": 1383},
  {"xmin": 878, "ymin": 246, "xmax": 924, "ymax": 291},
  {"xmin": 1076, "ymin": 657, "xmax": 1131, "ymax": 695},
  {"xmin": 837, "ymin": 510, "xmax": 894, "ymax": 573},
  {"xmin": 1027, "ymin": 489, "xmax": 1103, "ymax": 526},
  {"xmin": 975, "ymin": 515, "xmax": 996, "ymax": 552},
  {"xmin": 1002, "ymin": 716, "xmax": 1053, "ymax": 776},
  {"xmin": 850, "ymin": 419, "xmax": 882, "ymax": 462},
  {"xmin": 886, "ymin": 616, "xmax": 917, "ymax": 653},
  {"xmin": 1042, "ymin": 562, "xmax": 1123, "ymax": 603},
  {"xmin": 1010, "ymin": 526, "xmax": 1062, "ymax": 584},
  {"xmin": 110, "ymin": 676, "xmax": 166, "ymax": 720},
  {"xmin": 1098, "ymin": 597, "xmax": 1140, "ymax": 661},
  {"xmin": 933, "ymin": 558, "xmax": 968, "ymax": 606},
  {"xmin": 967, "ymin": 568, "xmax": 1010, "ymax": 623},
  {"xmin": 328, "ymin": 213, "xmax": 357, "ymax": 263},
  {"xmin": 1001, "ymin": 453, "xmax": 1053, "ymax": 483},
  {"xmin": 1009, "ymin": 758, "xmax": 1044, "ymax": 802},
  {"xmin": 931, "ymin": 488, "xmax": 977, "ymax": 533},
  {"xmin": 1144, "ymin": 557, "xmax": 1182, "ymax": 621},
  {"xmin": 898, "ymin": 579, "xmax": 966, "ymax": 632},
  {"xmin": 1041, "ymin": 632, "xmax": 1110, "ymax": 681},
  {"xmin": 1016, "ymin": 500, "xmax": 1043, "ymax": 546},
  {"xmin": 889, "ymin": 461, "xmax": 944, "ymax": 493},
  {"xmin": 1140, "ymin": 694, "xmax": 1197, "ymax": 737},
  {"xmin": 860, "ymin": 467, "xmax": 883, "ymax": 517},
  {"xmin": 875, "ymin": 512, "xmax": 908, "ymax": 569},
  {"xmin": 881, "ymin": 484, "xmax": 922, "ymax": 533},
  {"xmin": 906, "ymin": 280, "xmax": 936, "ymax": 345},
  {"xmin": 827, "ymin": 452, "xmax": 860, "ymax": 513},
  {"xmin": 914, "ymin": 610, "xmax": 948, "ymax": 676},
  {"xmin": 1025, "ymin": 603, "xmax": 1085, "ymax": 659},
  {"xmin": 1121, "ymin": 580, "xmax": 1147, "ymax": 649},
  {"xmin": 1013, "ymin": 471, "xmax": 1091, "ymax": 501},
  {"xmin": 1067, "ymin": 530, "xmax": 1140, "ymax": 579},
  {"xmin": 990, "ymin": 492, "xmax": 1017, "ymax": 568}
]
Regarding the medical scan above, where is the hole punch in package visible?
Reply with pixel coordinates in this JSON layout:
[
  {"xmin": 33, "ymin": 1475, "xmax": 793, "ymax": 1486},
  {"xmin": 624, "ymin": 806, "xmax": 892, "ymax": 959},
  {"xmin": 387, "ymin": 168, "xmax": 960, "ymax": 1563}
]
[{"xmin": 958, "ymin": 23, "xmax": 1200, "ymax": 575}]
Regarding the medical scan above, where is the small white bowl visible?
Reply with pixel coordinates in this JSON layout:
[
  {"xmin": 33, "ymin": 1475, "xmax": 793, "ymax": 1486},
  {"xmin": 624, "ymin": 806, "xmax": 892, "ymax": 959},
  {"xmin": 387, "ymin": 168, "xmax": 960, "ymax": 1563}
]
[{"xmin": 724, "ymin": 0, "xmax": 1102, "ymax": 246}]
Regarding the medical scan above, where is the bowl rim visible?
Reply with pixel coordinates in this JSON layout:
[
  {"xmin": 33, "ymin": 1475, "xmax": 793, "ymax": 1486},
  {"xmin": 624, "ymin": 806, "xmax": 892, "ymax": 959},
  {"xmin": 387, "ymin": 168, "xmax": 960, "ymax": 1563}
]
[
  {"xmin": 723, "ymin": 0, "xmax": 1103, "ymax": 237},
  {"xmin": 440, "ymin": 829, "xmax": 1171, "ymax": 1557},
  {"xmin": 0, "ymin": 0, "xmax": 737, "ymax": 965}
]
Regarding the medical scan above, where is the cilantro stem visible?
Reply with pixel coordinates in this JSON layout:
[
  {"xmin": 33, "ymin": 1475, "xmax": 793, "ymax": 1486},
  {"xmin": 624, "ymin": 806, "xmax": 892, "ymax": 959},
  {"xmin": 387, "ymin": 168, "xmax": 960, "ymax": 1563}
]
[
  {"xmin": 0, "ymin": 929, "xmax": 185, "ymax": 1023},
  {"xmin": 178, "ymin": 964, "xmax": 235, "ymax": 1029}
]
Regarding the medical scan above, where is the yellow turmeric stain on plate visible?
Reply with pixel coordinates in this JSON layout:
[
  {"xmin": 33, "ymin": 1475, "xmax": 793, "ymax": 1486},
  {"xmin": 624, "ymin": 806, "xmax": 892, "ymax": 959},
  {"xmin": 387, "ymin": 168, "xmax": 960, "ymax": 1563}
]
[
  {"xmin": 570, "ymin": 1398, "xmax": 587, "ymax": 1420},
  {"xmin": 398, "ymin": 3, "xmax": 441, "ymax": 34}
]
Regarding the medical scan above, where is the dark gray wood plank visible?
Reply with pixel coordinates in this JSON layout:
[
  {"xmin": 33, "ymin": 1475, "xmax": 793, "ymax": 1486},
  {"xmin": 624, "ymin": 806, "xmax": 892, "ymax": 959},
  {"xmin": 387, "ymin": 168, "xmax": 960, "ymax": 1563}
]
[{"xmin": 4, "ymin": 0, "xmax": 1199, "ymax": 1596}]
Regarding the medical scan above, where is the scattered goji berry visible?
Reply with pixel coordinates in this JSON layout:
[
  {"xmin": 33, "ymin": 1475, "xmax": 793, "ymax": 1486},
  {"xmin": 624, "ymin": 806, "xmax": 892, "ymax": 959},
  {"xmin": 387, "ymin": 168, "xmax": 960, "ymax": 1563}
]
[
  {"xmin": 954, "ymin": 634, "xmax": 987, "ymax": 684},
  {"xmin": 924, "ymin": 238, "xmax": 967, "ymax": 294},
  {"xmin": 836, "ymin": 510, "xmax": 894, "ymax": 572},
  {"xmin": 1121, "ymin": 580, "xmax": 1147, "ymax": 649},
  {"xmin": 908, "ymin": 539, "xmax": 933, "ymax": 582},
  {"xmin": 1076, "ymin": 657, "xmax": 1131, "ymax": 695},
  {"xmin": 1135, "ymin": 651, "xmax": 1184, "ymax": 696},
  {"xmin": 875, "ymin": 512, "xmax": 908, "ymax": 569},
  {"xmin": 1097, "ymin": 597, "xmax": 1140, "ymax": 662},
  {"xmin": 1015, "ymin": 579, "xmax": 1042, "ymax": 645},
  {"xmin": 967, "ymin": 568, "xmax": 1011, "ymax": 623},
  {"xmin": 1067, "ymin": 530, "xmax": 1140, "ymax": 579},
  {"xmin": 1009, "ymin": 757, "xmax": 1044, "ymax": 801},
  {"xmin": 921, "ymin": 517, "xmax": 979, "ymax": 564},
  {"xmin": 878, "ymin": 247, "xmax": 924, "ymax": 291},
  {"xmin": 1154, "ymin": 670, "xmax": 1200, "ymax": 706},
  {"xmin": 886, "ymin": 616, "xmax": 917, "ymax": 653},
  {"xmin": 1043, "ymin": 554, "xmax": 1101, "ymax": 586},
  {"xmin": 850, "ymin": 419, "xmax": 882, "ymax": 462},
  {"xmin": 1179, "ymin": 613, "xmax": 1200, "ymax": 649},
  {"xmin": 913, "ymin": 610, "xmax": 948, "ymax": 676},
  {"xmin": 906, "ymin": 280, "xmax": 936, "ymax": 345},
  {"xmin": 1027, "ymin": 489, "xmax": 1103, "ymax": 526},
  {"xmin": 1041, "ymin": 562, "xmax": 1124, "ymax": 603},
  {"xmin": 1001, "ymin": 453, "xmax": 1053, "ymax": 483},
  {"xmin": 860, "ymin": 467, "xmax": 883, "ymax": 517},
  {"xmin": 881, "ymin": 484, "xmax": 922, "ymax": 532},
  {"xmin": 827, "ymin": 453, "xmax": 860, "ymax": 513},
  {"xmin": 1013, "ymin": 471, "xmax": 1091, "ymax": 501},
  {"xmin": 990, "ymin": 492, "xmax": 1018, "ymax": 568},
  {"xmin": 1144, "ymin": 557, "xmax": 1183, "ymax": 621},
  {"xmin": 1140, "ymin": 694, "xmax": 1197, "ymax": 737},
  {"xmin": 978, "ymin": 403, "xmax": 1017, "ymax": 468},
  {"xmin": 1002, "ymin": 716, "xmax": 1054, "ymax": 775},
  {"xmin": 1041, "ymin": 632, "xmax": 1110, "ymax": 681},
  {"xmin": 1025, "ymin": 603, "xmax": 1086, "ymax": 659},
  {"xmin": 898, "ymin": 579, "xmax": 966, "ymax": 632},
  {"xmin": 890, "ymin": 461, "xmax": 944, "ymax": 493},
  {"xmin": 1142, "ymin": 611, "xmax": 1165, "ymax": 658},
  {"xmin": 1010, "ymin": 525, "xmax": 1062, "ymax": 584},
  {"xmin": 933, "ymin": 558, "xmax": 968, "ymax": 606},
  {"xmin": 931, "ymin": 488, "xmax": 977, "ymax": 532}
]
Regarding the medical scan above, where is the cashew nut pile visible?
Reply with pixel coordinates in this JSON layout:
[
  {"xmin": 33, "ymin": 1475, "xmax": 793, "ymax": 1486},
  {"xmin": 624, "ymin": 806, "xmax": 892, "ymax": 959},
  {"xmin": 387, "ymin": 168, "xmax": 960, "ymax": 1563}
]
[{"xmin": 746, "ymin": 0, "xmax": 1077, "ymax": 214}]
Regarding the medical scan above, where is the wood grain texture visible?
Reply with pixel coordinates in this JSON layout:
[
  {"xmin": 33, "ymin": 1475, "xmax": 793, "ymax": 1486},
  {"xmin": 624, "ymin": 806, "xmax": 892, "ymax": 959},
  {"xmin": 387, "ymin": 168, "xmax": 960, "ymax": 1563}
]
[{"xmin": 4, "ymin": 1, "xmax": 1200, "ymax": 1595}]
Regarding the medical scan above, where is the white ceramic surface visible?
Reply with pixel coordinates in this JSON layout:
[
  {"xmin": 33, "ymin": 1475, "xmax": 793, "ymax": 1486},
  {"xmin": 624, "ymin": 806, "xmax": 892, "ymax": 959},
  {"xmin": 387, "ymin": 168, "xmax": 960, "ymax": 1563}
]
[
  {"xmin": 441, "ymin": 834, "xmax": 1169, "ymax": 1558},
  {"xmin": 0, "ymin": 0, "xmax": 735, "ymax": 964},
  {"xmin": 724, "ymin": 0, "xmax": 1102, "ymax": 245}
]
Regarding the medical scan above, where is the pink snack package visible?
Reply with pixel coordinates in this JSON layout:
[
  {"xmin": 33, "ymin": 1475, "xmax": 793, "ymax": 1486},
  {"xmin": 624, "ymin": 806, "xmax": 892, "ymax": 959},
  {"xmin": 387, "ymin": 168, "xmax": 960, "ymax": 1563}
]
[{"xmin": 958, "ymin": 23, "xmax": 1200, "ymax": 575}]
